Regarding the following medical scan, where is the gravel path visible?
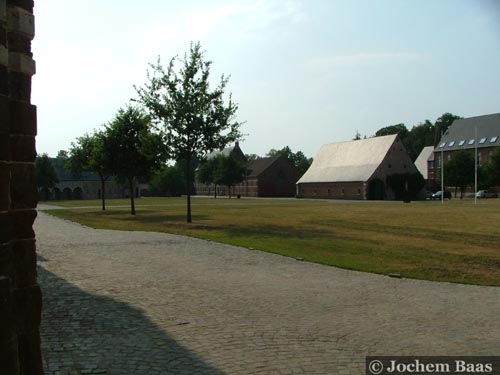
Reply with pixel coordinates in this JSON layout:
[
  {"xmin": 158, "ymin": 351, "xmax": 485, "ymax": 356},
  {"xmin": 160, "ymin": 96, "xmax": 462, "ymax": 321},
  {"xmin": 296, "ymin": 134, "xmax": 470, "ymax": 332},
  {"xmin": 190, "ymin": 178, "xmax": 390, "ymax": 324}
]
[{"xmin": 36, "ymin": 211, "xmax": 500, "ymax": 375}]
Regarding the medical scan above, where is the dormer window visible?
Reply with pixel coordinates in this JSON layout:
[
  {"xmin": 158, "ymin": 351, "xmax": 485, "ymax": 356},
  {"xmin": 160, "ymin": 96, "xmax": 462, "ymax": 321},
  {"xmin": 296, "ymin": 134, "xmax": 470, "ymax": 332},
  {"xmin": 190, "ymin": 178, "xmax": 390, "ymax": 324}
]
[
  {"xmin": 439, "ymin": 142, "xmax": 446, "ymax": 148},
  {"xmin": 491, "ymin": 136, "xmax": 498, "ymax": 143},
  {"xmin": 458, "ymin": 140, "xmax": 465, "ymax": 146},
  {"xmin": 448, "ymin": 141, "xmax": 455, "ymax": 147},
  {"xmin": 468, "ymin": 139, "xmax": 475, "ymax": 145},
  {"xmin": 479, "ymin": 137, "xmax": 487, "ymax": 144}
]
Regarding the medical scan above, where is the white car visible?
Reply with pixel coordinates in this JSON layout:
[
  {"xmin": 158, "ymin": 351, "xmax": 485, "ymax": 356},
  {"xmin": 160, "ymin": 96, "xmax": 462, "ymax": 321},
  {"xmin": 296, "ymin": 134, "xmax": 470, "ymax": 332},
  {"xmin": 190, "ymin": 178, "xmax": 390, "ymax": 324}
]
[{"xmin": 476, "ymin": 190, "xmax": 498, "ymax": 198}]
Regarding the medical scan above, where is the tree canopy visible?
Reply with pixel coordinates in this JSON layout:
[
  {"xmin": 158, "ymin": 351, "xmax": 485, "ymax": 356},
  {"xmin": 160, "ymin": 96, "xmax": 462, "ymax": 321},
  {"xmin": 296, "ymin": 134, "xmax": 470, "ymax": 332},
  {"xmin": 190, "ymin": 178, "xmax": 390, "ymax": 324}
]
[
  {"xmin": 135, "ymin": 42, "xmax": 243, "ymax": 222},
  {"xmin": 266, "ymin": 146, "xmax": 312, "ymax": 176},
  {"xmin": 35, "ymin": 154, "xmax": 59, "ymax": 196},
  {"xmin": 67, "ymin": 131, "xmax": 111, "ymax": 210},
  {"xmin": 103, "ymin": 106, "xmax": 165, "ymax": 215},
  {"xmin": 444, "ymin": 150, "xmax": 475, "ymax": 199}
]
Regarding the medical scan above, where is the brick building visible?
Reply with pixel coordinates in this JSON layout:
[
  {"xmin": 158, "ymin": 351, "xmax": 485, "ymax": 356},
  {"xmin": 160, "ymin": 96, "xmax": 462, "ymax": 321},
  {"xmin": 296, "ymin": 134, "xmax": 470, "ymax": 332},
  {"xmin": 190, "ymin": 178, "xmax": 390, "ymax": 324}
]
[
  {"xmin": 429, "ymin": 113, "xmax": 500, "ymax": 188},
  {"xmin": 0, "ymin": 0, "xmax": 44, "ymax": 373},
  {"xmin": 195, "ymin": 143, "xmax": 301, "ymax": 198},
  {"xmin": 297, "ymin": 134, "xmax": 420, "ymax": 200}
]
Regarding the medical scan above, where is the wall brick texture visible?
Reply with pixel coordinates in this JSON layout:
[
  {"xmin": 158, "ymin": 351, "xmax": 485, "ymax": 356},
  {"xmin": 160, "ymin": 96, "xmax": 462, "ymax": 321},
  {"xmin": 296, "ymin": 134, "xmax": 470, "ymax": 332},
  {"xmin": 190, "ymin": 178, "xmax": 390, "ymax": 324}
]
[{"xmin": 0, "ymin": 0, "xmax": 43, "ymax": 373}]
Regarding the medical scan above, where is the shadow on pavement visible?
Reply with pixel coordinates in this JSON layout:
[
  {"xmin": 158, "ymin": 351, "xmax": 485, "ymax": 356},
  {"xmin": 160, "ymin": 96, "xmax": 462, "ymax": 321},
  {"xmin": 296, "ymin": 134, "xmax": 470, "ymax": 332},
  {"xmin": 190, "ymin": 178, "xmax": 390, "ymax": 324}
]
[{"xmin": 38, "ymin": 264, "xmax": 226, "ymax": 375}]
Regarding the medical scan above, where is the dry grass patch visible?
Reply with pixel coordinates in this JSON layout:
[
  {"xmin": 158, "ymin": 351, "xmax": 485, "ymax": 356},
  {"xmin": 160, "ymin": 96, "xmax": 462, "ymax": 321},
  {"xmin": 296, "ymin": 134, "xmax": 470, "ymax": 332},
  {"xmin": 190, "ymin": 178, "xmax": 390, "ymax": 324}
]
[{"xmin": 44, "ymin": 197, "xmax": 500, "ymax": 286}]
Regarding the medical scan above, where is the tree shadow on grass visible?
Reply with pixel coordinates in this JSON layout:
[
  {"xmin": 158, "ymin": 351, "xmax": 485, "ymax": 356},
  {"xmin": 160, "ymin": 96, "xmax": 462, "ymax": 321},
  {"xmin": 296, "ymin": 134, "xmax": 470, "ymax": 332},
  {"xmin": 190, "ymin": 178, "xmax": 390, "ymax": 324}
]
[{"xmin": 38, "ymin": 265, "xmax": 226, "ymax": 375}]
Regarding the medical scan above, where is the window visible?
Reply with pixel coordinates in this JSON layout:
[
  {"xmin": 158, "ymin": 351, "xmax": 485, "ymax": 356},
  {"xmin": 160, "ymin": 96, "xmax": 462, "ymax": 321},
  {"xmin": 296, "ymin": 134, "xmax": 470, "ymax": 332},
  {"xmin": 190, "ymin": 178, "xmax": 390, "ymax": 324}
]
[
  {"xmin": 448, "ymin": 141, "xmax": 455, "ymax": 147},
  {"xmin": 458, "ymin": 140, "xmax": 465, "ymax": 146},
  {"xmin": 468, "ymin": 139, "xmax": 475, "ymax": 145},
  {"xmin": 439, "ymin": 142, "xmax": 446, "ymax": 148},
  {"xmin": 491, "ymin": 136, "xmax": 498, "ymax": 143},
  {"xmin": 479, "ymin": 137, "xmax": 487, "ymax": 144},
  {"xmin": 447, "ymin": 154, "xmax": 451, "ymax": 161}
]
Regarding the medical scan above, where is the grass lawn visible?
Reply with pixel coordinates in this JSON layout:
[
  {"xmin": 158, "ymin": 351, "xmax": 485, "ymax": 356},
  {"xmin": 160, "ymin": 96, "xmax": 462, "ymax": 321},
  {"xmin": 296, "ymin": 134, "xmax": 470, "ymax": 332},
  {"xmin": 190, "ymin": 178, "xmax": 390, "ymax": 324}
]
[{"xmin": 43, "ymin": 197, "xmax": 500, "ymax": 286}]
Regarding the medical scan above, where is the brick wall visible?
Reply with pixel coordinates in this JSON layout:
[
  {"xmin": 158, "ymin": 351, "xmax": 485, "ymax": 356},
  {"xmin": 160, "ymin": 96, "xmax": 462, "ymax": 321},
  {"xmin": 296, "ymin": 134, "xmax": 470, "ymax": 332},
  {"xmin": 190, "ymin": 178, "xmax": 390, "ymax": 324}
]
[{"xmin": 0, "ymin": 0, "xmax": 43, "ymax": 374}]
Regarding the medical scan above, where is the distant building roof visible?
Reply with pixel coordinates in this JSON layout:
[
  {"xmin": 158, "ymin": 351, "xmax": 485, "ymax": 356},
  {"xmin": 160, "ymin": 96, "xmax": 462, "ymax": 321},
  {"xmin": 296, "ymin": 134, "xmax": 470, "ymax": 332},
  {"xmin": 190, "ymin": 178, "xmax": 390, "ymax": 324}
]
[
  {"xmin": 247, "ymin": 157, "xmax": 280, "ymax": 178},
  {"xmin": 436, "ymin": 113, "xmax": 500, "ymax": 152},
  {"xmin": 206, "ymin": 142, "xmax": 247, "ymax": 162},
  {"xmin": 297, "ymin": 134, "xmax": 399, "ymax": 184},
  {"xmin": 414, "ymin": 146, "xmax": 434, "ymax": 179},
  {"xmin": 51, "ymin": 157, "xmax": 101, "ymax": 182}
]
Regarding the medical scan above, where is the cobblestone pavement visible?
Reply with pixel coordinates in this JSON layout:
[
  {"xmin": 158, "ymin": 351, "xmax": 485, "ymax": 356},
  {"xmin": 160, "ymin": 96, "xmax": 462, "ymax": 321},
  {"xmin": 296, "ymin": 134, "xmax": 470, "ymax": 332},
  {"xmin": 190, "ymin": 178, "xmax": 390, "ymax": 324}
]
[{"xmin": 35, "ymin": 211, "xmax": 500, "ymax": 375}]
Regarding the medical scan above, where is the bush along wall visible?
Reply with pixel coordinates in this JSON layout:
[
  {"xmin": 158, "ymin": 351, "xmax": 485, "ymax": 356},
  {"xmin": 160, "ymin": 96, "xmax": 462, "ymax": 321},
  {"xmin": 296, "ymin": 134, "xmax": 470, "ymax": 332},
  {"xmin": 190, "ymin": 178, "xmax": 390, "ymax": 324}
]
[{"xmin": 386, "ymin": 173, "xmax": 426, "ymax": 201}]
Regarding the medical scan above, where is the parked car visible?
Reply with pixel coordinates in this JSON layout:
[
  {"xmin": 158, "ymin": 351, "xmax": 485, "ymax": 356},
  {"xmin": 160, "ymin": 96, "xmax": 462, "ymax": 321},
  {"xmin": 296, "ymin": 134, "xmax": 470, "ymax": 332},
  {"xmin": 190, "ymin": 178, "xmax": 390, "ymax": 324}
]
[
  {"xmin": 476, "ymin": 190, "xmax": 498, "ymax": 198},
  {"xmin": 431, "ymin": 190, "xmax": 452, "ymax": 200}
]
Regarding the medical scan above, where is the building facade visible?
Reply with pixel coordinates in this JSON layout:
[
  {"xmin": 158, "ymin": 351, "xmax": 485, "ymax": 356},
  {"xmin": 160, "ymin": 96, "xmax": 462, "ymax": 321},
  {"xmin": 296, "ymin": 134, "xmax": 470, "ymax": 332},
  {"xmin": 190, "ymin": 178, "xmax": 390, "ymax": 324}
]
[{"xmin": 430, "ymin": 113, "xmax": 500, "ymax": 189}]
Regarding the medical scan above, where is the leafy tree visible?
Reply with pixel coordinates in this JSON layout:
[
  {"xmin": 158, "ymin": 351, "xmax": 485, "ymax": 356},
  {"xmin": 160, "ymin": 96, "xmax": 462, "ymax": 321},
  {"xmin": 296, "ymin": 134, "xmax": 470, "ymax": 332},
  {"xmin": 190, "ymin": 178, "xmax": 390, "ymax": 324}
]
[
  {"xmin": 444, "ymin": 150, "xmax": 475, "ymax": 199},
  {"xmin": 375, "ymin": 123, "xmax": 409, "ymax": 139},
  {"xmin": 266, "ymin": 146, "xmax": 312, "ymax": 176},
  {"xmin": 35, "ymin": 153, "xmax": 59, "ymax": 200},
  {"xmin": 103, "ymin": 106, "xmax": 165, "ymax": 215},
  {"xmin": 213, "ymin": 155, "xmax": 247, "ymax": 198},
  {"xmin": 197, "ymin": 157, "xmax": 219, "ymax": 197},
  {"xmin": 149, "ymin": 165, "xmax": 185, "ymax": 197},
  {"xmin": 353, "ymin": 130, "xmax": 361, "ymax": 140},
  {"xmin": 404, "ymin": 120, "xmax": 435, "ymax": 161},
  {"xmin": 135, "ymin": 42, "xmax": 243, "ymax": 222},
  {"xmin": 434, "ymin": 112, "xmax": 462, "ymax": 137},
  {"xmin": 480, "ymin": 148, "xmax": 500, "ymax": 188},
  {"xmin": 245, "ymin": 153, "xmax": 260, "ymax": 162},
  {"xmin": 67, "ymin": 131, "xmax": 111, "ymax": 210},
  {"xmin": 57, "ymin": 150, "xmax": 69, "ymax": 159}
]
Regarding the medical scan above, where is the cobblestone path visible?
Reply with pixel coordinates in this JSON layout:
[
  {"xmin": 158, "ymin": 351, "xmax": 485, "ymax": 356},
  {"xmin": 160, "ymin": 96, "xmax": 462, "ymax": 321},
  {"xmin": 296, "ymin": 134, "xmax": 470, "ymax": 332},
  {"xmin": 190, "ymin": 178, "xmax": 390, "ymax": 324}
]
[{"xmin": 36, "ymin": 211, "xmax": 500, "ymax": 375}]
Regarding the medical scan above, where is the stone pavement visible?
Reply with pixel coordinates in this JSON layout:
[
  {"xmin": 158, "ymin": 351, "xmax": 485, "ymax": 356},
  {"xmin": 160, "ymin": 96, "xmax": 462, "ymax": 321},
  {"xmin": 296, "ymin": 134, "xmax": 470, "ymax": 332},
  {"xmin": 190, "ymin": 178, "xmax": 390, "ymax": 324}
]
[{"xmin": 35, "ymin": 211, "xmax": 500, "ymax": 375}]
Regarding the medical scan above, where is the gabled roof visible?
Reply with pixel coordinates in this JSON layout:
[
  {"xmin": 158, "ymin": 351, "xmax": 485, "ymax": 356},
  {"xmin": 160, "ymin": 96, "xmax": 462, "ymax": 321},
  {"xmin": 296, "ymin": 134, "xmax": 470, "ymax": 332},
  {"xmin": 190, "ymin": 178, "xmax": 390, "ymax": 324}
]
[
  {"xmin": 414, "ymin": 146, "xmax": 434, "ymax": 179},
  {"xmin": 247, "ymin": 157, "xmax": 280, "ymax": 178},
  {"xmin": 297, "ymin": 134, "xmax": 398, "ymax": 184},
  {"xmin": 206, "ymin": 142, "xmax": 247, "ymax": 162},
  {"xmin": 436, "ymin": 113, "xmax": 500, "ymax": 152}
]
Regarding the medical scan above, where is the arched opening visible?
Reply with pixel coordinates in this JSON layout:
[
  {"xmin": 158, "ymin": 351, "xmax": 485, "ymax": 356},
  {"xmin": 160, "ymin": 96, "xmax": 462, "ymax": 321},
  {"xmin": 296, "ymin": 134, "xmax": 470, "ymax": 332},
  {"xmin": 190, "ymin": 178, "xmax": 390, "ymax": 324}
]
[
  {"xmin": 73, "ymin": 187, "xmax": 83, "ymax": 200},
  {"xmin": 368, "ymin": 178, "xmax": 385, "ymax": 200},
  {"xmin": 53, "ymin": 187, "xmax": 61, "ymax": 200},
  {"xmin": 62, "ymin": 187, "xmax": 72, "ymax": 200}
]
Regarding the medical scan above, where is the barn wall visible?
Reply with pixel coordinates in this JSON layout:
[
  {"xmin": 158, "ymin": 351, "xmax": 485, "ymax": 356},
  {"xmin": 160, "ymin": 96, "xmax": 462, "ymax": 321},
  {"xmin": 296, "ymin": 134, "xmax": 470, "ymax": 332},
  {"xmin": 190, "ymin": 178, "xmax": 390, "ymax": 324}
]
[{"xmin": 297, "ymin": 182, "xmax": 365, "ymax": 200}]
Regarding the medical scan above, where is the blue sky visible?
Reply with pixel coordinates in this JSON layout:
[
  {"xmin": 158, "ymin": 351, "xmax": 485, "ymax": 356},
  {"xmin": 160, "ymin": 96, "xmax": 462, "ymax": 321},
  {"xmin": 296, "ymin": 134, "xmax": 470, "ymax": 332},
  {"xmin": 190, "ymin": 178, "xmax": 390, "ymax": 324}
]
[{"xmin": 32, "ymin": 0, "xmax": 500, "ymax": 159}]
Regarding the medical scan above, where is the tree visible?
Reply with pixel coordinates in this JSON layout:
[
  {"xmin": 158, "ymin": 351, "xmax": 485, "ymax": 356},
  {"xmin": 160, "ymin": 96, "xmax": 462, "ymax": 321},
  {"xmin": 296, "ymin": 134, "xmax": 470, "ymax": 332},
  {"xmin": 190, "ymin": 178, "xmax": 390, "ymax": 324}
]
[
  {"xmin": 213, "ymin": 155, "xmax": 247, "ymax": 198},
  {"xmin": 135, "ymin": 42, "xmax": 243, "ymax": 222},
  {"xmin": 149, "ymin": 165, "xmax": 186, "ymax": 197},
  {"xmin": 266, "ymin": 146, "xmax": 313, "ymax": 176},
  {"xmin": 375, "ymin": 123, "xmax": 409, "ymax": 139},
  {"xmin": 197, "ymin": 157, "xmax": 219, "ymax": 197},
  {"xmin": 480, "ymin": 148, "xmax": 500, "ymax": 188},
  {"xmin": 405, "ymin": 120, "xmax": 435, "ymax": 161},
  {"xmin": 434, "ymin": 112, "xmax": 462, "ymax": 140},
  {"xmin": 103, "ymin": 106, "xmax": 165, "ymax": 215},
  {"xmin": 444, "ymin": 150, "xmax": 475, "ymax": 199},
  {"xmin": 35, "ymin": 154, "xmax": 59, "ymax": 200},
  {"xmin": 67, "ymin": 131, "xmax": 111, "ymax": 210}
]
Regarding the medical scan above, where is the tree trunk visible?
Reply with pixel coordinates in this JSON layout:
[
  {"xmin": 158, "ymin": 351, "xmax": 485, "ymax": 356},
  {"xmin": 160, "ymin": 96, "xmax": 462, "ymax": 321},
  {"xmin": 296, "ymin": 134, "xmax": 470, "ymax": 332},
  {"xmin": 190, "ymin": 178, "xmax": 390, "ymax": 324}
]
[
  {"xmin": 99, "ymin": 174, "xmax": 106, "ymax": 211},
  {"xmin": 129, "ymin": 177, "xmax": 136, "ymax": 215},
  {"xmin": 214, "ymin": 184, "xmax": 217, "ymax": 199},
  {"xmin": 185, "ymin": 157, "xmax": 192, "ymax": 223}
]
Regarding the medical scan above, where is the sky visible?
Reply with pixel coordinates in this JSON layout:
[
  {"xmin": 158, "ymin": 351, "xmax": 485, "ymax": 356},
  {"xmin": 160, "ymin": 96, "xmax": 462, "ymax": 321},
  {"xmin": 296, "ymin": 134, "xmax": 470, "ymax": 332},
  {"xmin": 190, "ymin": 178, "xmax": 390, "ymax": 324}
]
[{"xmin": 32, "ymin": 0, "xmax": 500, "ymax": 159}]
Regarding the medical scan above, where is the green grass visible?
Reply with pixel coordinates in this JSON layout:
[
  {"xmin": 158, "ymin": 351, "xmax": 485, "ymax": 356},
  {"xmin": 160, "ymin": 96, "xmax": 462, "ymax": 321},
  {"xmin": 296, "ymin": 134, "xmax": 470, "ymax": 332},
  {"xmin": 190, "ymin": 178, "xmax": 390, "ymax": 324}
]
[{"xmin": 42, "ymin": 197, "xmax": 500, "ymax": 286}]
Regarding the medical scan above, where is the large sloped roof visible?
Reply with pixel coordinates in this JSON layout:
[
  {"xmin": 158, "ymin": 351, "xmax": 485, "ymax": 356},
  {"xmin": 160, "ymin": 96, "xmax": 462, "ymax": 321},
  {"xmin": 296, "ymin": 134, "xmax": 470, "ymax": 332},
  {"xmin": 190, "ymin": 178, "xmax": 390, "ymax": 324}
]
[
  {"xmin": 297, "ymin": 134, "xmax": 398, "ymax": 184},
  {"xmin": 414, "ymin": 146, "xmax": 434, "ymax": 179},
  {"xmin": 437, "ymin": 113, "xmax": 500, "ymax": 152},
  {"xmin": 247, "ymin": 157, "xmax": 279, "ymax": 178}
]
